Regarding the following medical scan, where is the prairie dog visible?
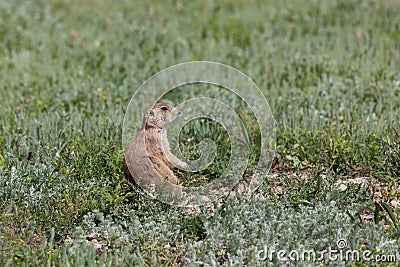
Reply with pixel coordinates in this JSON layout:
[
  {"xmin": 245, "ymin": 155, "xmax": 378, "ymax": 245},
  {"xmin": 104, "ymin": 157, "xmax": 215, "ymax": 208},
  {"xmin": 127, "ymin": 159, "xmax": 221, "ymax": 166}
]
[{"xmin": 124, "ymin": 103, "xmax": 188, "ymax": 197}]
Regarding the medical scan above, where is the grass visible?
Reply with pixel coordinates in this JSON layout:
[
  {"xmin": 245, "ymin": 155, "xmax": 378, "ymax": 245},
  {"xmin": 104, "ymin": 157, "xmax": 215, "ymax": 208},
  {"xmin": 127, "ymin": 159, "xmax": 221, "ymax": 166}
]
[{"xmin": 0, "ymin": 0, "xmax": 399, "ymax": 266}]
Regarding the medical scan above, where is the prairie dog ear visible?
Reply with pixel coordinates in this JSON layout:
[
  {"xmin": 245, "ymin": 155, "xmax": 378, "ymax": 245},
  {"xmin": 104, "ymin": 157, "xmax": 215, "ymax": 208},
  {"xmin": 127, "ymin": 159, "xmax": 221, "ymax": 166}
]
[{"xmin": 145, "ymin": 109, "xmax": 159, "ymax": 128}]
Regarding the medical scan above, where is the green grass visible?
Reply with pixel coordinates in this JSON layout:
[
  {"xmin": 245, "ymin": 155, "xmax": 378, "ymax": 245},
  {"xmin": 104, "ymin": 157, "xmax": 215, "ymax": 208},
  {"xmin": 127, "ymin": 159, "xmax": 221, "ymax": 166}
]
[{"xmin": 1, "ymin": 0, "xmax": 399, "ymax": 266}]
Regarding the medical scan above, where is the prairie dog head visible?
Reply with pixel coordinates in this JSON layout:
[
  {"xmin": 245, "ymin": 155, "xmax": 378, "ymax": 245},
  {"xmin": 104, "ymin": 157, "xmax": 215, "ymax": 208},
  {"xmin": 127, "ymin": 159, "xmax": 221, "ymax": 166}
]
[{"xmin": 143, "ymin": 103, "xmax": 181, "ymax": 129}]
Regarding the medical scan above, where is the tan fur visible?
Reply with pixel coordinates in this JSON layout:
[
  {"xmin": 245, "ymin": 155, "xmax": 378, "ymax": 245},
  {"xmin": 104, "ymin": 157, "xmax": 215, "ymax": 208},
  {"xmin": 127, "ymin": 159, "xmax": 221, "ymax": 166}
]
[{"xmin": 124, "ymin": 103, "xmax": 188, "ymax": 199}]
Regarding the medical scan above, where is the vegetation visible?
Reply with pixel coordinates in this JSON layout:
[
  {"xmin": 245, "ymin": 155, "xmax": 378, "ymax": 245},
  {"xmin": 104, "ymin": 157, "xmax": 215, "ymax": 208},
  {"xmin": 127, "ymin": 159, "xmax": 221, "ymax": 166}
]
[{"xmin": 0, "ymin": 0, "xmax": 399, "ymax": 266}]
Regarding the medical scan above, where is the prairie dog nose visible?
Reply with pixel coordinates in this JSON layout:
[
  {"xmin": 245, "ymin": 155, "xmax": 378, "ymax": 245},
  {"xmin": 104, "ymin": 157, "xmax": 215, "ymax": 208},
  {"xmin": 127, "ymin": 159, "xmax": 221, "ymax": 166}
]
[{"xmin": 172, "ymin": 107, "xmax": 181, "ymax": 115}]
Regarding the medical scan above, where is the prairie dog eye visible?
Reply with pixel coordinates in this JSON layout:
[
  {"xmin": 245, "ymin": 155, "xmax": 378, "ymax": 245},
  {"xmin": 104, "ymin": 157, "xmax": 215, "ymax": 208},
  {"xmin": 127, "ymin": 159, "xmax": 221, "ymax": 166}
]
[{"xmin": 160, "ymin": 106, "xmax": 169, "ymax": 111}]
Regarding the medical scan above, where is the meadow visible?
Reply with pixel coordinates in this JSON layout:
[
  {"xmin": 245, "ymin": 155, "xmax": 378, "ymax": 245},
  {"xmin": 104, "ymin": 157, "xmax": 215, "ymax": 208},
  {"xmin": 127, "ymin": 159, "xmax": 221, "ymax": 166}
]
[{"xmin": 0, "ymin": 0, "xmax": 399, "ymax": 266}]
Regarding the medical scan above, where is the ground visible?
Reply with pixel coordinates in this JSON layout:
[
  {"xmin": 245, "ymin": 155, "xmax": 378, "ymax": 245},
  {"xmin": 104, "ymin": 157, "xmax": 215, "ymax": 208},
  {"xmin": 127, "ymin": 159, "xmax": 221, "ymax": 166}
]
[{"xmin": 0, "ymin": 0, "xmax": 399, "ymax": 266}]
